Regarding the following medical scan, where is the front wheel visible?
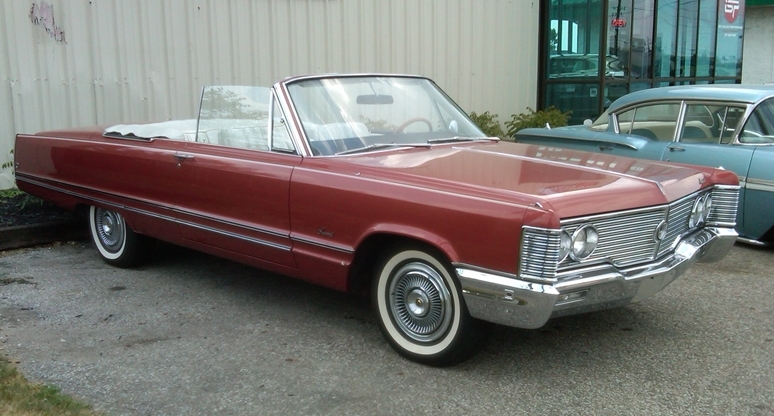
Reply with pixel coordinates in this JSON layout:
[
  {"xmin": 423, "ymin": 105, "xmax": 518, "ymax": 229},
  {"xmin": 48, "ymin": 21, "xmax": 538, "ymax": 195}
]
[
  {"xmin": 89, "ymin": 206, "xmax": 154, "ymax": 268},
  {"xmin": 372, "ymin": 245, "xmax": 488, "ymax": 366}
]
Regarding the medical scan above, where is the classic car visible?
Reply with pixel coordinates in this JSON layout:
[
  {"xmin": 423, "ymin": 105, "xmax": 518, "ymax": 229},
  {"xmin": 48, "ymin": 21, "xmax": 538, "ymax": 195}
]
[
  {"xmin": 14, "ymin": 74, "xmax": 740, "ymax": 366},
  {"xmin": 516, "ymin": 85, "xmax": 774, "ymax": 246}
]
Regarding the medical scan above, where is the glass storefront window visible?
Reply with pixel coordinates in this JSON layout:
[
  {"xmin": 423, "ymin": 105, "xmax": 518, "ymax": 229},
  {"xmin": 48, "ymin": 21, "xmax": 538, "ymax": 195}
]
[
  {"xmin": 540, "ymin": 0, "xmax": 743, "ymax": 125},
  {"xmin": 547, "ymin": 0, "xmax": 604, "ymax": 79},
  {"xmin": 630, "ymin": 0, "xmax": 655, "ymax": 79},
  {"xmin": 605, "ymin": 0, "xmax": 632, "ymax": 80},
  {"xmin": 654, "ymin": 0, "xmax": 678, "ymax": 78},
  {"xmin": 696, "ymin": 1, "xmax": 718, "ymax": 77},
  {"xmin": 605, "ymin": 83, "xmax": 629, "ymax": 108},
  {"xmin": 546, "ymin": 83, "xmax": 602, "ymax": 124},
  {"xmin": 676, "ymin": 0, "xmax": 699, "ymax": 77}
]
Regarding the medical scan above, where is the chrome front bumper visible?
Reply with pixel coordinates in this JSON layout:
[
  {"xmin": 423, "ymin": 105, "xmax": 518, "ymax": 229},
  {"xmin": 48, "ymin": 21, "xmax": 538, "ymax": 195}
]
[{"xmin": 456, "ymin": 227, "xmax": 737, "ymax": 329}]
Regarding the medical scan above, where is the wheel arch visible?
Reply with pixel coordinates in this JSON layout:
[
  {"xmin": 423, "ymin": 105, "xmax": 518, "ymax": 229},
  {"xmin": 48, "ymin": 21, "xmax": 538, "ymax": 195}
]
[{"xmin": 347, "ymin": 230, "xmax": 457, "ymax": 295}]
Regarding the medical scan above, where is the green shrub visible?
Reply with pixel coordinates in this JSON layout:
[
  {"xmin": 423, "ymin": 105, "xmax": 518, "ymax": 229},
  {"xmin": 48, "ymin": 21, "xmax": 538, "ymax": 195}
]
[
  {"xmin": 468, "ymin": 111, "xmax": 505, "ymax": 138},
  {"xmin": 504, "ymin": 106, "xmax": 571, "ymax": 137}
]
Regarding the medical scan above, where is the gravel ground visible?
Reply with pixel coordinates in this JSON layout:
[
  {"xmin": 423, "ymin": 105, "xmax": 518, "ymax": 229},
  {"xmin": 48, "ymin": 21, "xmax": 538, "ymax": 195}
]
[
  {"xmin": 1, "ymin": 241, "xmax": 773, "ymax": 416},
  {"xmin": 0, "ymin": 193, "xmax": 76, "ymax": 227}
]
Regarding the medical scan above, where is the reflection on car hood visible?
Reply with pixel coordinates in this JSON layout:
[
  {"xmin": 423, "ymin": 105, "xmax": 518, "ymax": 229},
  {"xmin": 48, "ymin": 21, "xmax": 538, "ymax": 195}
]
[
  {"xmin": 342, "ymin": 141, "xmax": 735, "ymax": 219},
  {"xmin": 516, "ymin": 125, "xmax": 652, "ymax": 151}
]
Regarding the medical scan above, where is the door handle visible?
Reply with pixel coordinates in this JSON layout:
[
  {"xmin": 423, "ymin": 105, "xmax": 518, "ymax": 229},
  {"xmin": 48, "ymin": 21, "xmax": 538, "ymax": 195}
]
[
  {"xmin": 598, "ymin": 145, "xmax": 613, "ymax": 151},
  {"xmin": 668, "ymin": 146, "xmax": 685, "ymax": 152},
  {"xmin": 174, "ymin": 152, "xmax": 196, "ymax": 161}
]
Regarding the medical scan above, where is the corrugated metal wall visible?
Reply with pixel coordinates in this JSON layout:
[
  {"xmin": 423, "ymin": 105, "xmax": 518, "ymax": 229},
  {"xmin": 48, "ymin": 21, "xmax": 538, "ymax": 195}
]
[
  {"xmin": 0, "ymin": 0, "xmax": 539, "ymax": 189},
  {"xmin": 742, "ymin": 6, "xmax": 774, "ymax": 84}
]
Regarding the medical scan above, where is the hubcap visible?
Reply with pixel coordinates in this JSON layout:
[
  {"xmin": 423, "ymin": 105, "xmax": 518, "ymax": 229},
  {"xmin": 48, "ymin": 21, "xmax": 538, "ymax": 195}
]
[
  {"xmin": 95, "ymin": 208, "xmax": 125, "ymax": 253},
  {"xmin": 389, "ymin": 261, "xmax": 453, "ymax": 343}
]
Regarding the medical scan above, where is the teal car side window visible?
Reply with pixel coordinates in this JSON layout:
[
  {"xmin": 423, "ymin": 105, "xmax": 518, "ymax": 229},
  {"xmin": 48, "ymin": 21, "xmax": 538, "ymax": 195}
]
[
  {"xmin": 680, "ymin": 104, "xmax": 746, "ymax": 145},
  {"xmin": 615, "ymin": 103, "xmax": 680, "ymax": 141}
]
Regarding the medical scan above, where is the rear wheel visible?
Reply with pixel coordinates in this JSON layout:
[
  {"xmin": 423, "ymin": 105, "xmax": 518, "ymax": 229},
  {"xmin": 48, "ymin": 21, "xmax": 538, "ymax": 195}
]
[
  {"xmin": 89, "ymin": 206, "xmax": 153, "ymax": 268},
  {"xmin": 372, "ymin": 245, "xmax": 487, "ymax": 366}
]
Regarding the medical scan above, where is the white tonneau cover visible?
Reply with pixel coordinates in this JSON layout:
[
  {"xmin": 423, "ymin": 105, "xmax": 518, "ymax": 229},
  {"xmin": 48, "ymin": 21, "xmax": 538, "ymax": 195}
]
[{"xmin": 105, "ymin": 120, "xmax": 198, "ymax": 140}]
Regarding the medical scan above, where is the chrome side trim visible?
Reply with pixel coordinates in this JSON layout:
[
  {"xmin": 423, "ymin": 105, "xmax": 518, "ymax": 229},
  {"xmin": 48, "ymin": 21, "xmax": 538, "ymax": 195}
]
[
  {"xmin": 16, "ymin": 175, "xmax": 292, "ymax": 252},
  {"xmin": 177, "ymin": 209, "xmax": 288, "ymax": 240},
  {"xmin": 177, "ymin": 219, "xmax": 290, "ymax": 251},
  {"xmin": 290, "ymin": 235, "xmax": 354, "ymax": 254},
  {"xmin": 736, "ymin": 237, "xmax": 772, "ymax": 247},
  {"xmin": 746, "ymin": 177, "xmax": 774, "ymax": 193}
]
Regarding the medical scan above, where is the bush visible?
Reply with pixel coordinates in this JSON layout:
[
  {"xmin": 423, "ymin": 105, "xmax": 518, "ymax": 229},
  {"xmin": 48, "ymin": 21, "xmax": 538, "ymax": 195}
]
[
  {"xmin": 468, "ymin": 111, "xmax": 505, "ymax": 138},
  {"xmin": 504, "ymin": 106, "xmax": 571, "ymax": 137}
]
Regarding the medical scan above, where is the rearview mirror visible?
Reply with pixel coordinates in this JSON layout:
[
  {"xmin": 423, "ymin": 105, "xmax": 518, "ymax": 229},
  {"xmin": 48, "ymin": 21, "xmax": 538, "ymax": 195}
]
[{"xmin": 356, "ymin": 94, "xmax": 394, "ymax": 105}]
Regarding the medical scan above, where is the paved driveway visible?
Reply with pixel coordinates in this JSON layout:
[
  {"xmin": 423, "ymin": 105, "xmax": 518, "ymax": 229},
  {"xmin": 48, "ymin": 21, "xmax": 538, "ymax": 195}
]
[{"xmin": 1, "ymin": 242, "xmax": 773, "ymax": 415}]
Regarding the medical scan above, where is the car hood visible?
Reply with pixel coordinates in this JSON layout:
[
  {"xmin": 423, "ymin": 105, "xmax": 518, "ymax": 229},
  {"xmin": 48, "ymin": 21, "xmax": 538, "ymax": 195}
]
[{"xmin": 339, "ymin": 141, "xmax": 736, "ymax": 219}]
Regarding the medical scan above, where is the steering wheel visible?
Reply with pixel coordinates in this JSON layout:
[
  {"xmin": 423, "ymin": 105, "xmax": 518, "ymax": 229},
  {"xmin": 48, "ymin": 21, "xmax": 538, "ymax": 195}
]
[{"xmin": 395, "ymin": 118, "xmax": 433, "ymax": 133}]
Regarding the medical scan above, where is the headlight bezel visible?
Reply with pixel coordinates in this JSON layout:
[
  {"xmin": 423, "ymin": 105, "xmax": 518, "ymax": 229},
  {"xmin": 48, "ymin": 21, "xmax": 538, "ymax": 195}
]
[
  {"xmin": 568, "ymin": 224, "xmax": 599, "ymax": 262},
  {"xmin": 688, "ymin": 193, "xmax": 713, "ymax": 228},
  {"xmin": 558, "ymin": 230, "xmax": 572, "ymax": 263}
]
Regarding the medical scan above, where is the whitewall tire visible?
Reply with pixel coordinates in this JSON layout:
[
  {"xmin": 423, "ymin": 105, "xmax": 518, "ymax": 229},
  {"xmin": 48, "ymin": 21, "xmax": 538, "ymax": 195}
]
[
  {"xmin": 89, "ymin": 206, "xmax": 153, "ymax": 268},
  {"xmin": 372, "ymin": 245, "xmax": 488, "ymax": 366}
]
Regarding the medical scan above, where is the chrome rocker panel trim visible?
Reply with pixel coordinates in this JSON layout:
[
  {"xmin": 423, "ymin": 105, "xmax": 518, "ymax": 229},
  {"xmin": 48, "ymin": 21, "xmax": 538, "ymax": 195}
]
[{"xmin": 456, "ymin": 226, "xmax": 737, "ymax": 330}]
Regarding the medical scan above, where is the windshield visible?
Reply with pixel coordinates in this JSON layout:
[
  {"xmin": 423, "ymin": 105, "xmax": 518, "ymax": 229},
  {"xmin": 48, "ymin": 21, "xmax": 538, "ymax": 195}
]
[{"xmin": 286, "ymin": 76, "xmax": 486, "ymax": 155}]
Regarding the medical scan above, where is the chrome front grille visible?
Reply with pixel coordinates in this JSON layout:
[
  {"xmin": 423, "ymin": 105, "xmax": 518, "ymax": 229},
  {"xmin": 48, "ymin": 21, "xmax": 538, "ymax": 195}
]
[
  {"xmin": 519, "ymin": 185, "xmax": 740, "ymax": 281},
  {"xmin": 519, "ymin": 227, "xmax": 561, "ymax": 281},
  {"xmin": 657, "ymin": 195, "xmax": 696, "ymax": 257},
  {"xmin": 707, "ymin": 185, "xmax": 740, "ymax": 227},
  {"xmin": 562, "ymin": 206, "xmax": 667, "ymax": 268}
]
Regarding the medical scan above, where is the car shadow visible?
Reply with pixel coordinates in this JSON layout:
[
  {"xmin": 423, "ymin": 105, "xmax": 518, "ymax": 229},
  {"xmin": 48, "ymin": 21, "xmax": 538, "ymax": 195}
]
[{"xmin": 136, "ymin": 241, "xmax": 691, "ymax": 373}]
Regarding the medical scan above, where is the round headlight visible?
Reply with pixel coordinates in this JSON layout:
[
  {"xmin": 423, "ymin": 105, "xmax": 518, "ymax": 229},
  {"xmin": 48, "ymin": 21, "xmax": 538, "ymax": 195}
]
[
  {"xmin": 570, "ymin": 225, "xmax": 598, "ymax": 261},
  {"xmin": 558, "ymin": 230, "xmax": 572, "ymax": 262}
]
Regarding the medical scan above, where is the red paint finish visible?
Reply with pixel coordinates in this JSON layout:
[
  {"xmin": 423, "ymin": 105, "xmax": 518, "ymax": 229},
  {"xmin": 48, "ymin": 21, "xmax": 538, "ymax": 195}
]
[{"xmin": 15, "ymin": 127, "xmax": 736, "ymax": 293}]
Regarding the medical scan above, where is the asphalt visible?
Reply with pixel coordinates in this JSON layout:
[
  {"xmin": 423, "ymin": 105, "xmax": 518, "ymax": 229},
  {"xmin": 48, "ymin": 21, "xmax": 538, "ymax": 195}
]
[{"xmin": 1, "ymin": 241, "xmax": 773, "ymax": 416}]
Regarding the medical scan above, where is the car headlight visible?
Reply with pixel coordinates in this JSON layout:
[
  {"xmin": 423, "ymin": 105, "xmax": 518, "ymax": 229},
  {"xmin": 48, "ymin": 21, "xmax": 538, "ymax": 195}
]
[
  {"xmin": 558, "ymin": 230, "xmax": 572, "ymax": 262},
  {"xmin": 570, "ymin": 224, "xmax": 598, "ymax": 261},
  {"xmin": 689, "ymin": 194, "xmax": 712, "ymax": 228}
]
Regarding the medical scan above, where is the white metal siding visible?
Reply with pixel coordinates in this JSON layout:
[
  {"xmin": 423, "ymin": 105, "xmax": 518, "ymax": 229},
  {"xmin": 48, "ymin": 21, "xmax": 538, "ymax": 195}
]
[
  {"xmin": 0, "ymin": 0, "xmax": 539, "ymax": 189},
  {"xmin": 742, "ymin": 6, "xmax": 774, "ymax": 85}
]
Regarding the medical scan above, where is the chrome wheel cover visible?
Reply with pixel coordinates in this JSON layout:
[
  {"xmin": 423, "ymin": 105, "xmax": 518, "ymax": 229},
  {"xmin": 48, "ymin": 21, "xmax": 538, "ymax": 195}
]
[
  {"xmin": 94, "ymin": 208, "xmax": 125, "ymax": 253},
  {"xmin": 389, "ymin": 261, "xmax": 453, "ymax": 343}
]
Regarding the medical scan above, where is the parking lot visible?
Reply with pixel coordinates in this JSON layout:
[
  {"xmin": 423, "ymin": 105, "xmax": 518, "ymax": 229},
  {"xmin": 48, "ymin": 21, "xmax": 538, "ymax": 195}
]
[{"xmin": 1, "ymin": 241, "xmax": 773, "ymax": 415}]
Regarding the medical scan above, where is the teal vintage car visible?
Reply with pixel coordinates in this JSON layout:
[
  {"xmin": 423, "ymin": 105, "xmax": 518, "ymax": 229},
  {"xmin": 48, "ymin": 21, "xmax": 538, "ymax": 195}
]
[{"xmin": 516, "ymin": 85, "xmax": 774, "ymax": 246}]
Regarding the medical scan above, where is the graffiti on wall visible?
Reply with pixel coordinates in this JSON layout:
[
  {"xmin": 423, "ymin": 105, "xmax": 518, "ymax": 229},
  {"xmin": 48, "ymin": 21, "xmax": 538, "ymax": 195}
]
[{"xmin": 30, "ymin": 2, "xmax": 65, "ymax": 43}]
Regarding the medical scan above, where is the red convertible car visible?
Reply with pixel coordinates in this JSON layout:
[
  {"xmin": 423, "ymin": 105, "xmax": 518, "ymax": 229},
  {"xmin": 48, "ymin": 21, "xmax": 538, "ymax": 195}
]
[{"xmin": 14, "ymin": 74, "xmax": 740, "ymax": 366}]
